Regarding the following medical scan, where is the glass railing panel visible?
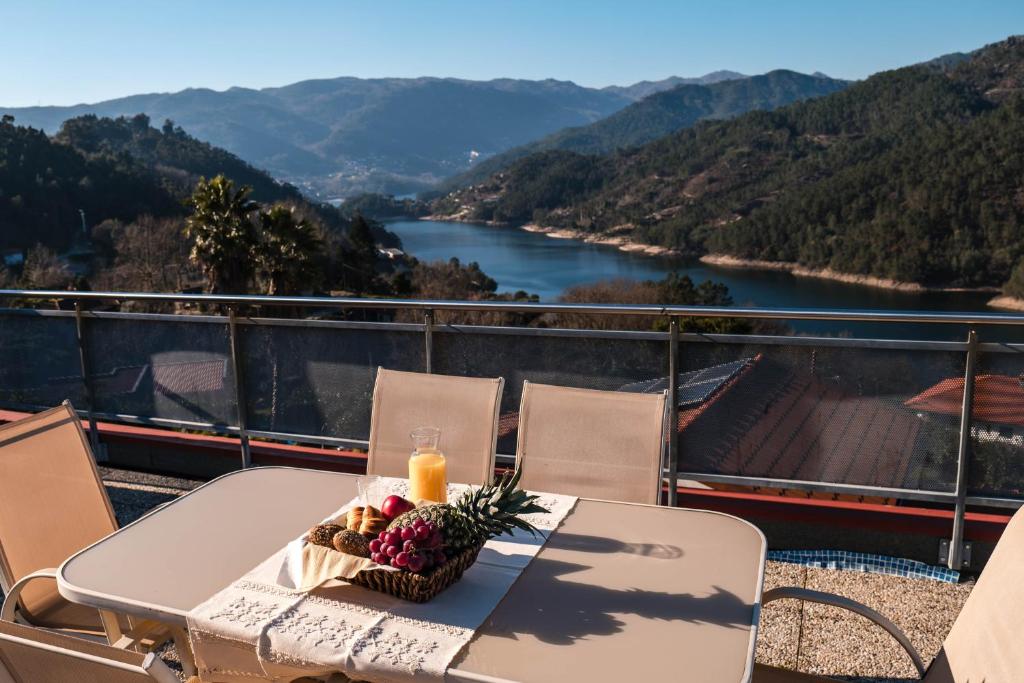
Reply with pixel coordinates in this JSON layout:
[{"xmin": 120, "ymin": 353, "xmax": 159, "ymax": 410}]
[
  {"xmin": 83, "ymin": 314, "xmax": 237, "ymax": 427},
  {"xmin": 239, "ymin": 320, "xmax": 425, "ymax": 440},
  {"xmin": 675, "ymin": 336, "xmax": 966, "ymax": 494},
  {"xmin": 967, "ymin": 344, "xmax": 1024, "ymax": 499},
  {"xmin": 0, "ymin": 310, "xmax": 86, "ymax": 409}
]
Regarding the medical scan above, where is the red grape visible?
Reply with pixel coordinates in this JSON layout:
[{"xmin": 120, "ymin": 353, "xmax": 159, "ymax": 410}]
[
  {"xmin": 385, "ymin": 532, "xmax": 401, "ymax": 546},
  {"xmin": 414, "ymin": 525, "xmax": 430, "ymax": 541},
  {"xmin": 403, "ymin": 539, "xmax": 417, "ymax": 552},
  {"xmin": 385, "ymin": 545, "xmax": 399, "ymax": 557},
  {"xmin": 371, "ymin": 552, "xmax": 385, "ymax": 564},
  {"xmin": 407, "ymin": 554, "xmax": 425, "ymax": 573},
  {"xmin": 394, "ymin": 552, "xmax": 409, "ymax": 567},
  {"xmin": 378, "ymin": 531, "xmax": 388, "ymax": 541},
  {"xmin": 369, "ymin": 539, "xmax": 382, "ymax": 553},
  {"xmin": 401, "ymin": 527, "xmax": 416, "ymax": 542}
]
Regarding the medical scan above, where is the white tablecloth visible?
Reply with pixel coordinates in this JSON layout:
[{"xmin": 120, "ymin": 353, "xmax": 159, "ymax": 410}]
[{"xmin": 187, "ymin": 478, "xmax": 577, "ymax": 682}]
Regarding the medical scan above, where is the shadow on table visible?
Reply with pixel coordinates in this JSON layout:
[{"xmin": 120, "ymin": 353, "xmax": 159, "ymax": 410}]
[
  {"xmin": 544, "ymin": 532, "xmax": 683, "ymax": 559},
  {"xmin": 480, "ymin": 557, "xmax": 751, "ymax": 646}
]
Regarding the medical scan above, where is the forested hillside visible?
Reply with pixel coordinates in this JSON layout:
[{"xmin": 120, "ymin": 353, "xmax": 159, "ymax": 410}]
[
  {"xmin": 0, "ymin": 114, "xmax": 543, "ymax": 306},
  {"xmin": 434, "ymin": 36, "xmax": 1024, "ymax": 294},
  {"xmin": 442, "ymin": 70, "xmax": 849, "ymax": 190},
  {"xmin": 0, "ymin": 113, "xmax": 359, "ymax": 252}
]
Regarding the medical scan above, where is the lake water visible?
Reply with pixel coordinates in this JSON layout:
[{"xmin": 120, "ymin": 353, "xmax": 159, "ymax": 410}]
[{"xmin": 387, "ymin": 219, "xmax": 1012, "ymax": 340}]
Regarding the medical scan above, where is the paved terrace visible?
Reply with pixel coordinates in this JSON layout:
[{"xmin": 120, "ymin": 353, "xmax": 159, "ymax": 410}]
[{"xmin": 36, "ymin": 468, "xmax": 978, "ymax": 681}]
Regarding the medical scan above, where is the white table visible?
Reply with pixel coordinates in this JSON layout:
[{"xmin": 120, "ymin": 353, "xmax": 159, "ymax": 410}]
[{"xmin": 59, "ymin": 467, "xmax": 766, "ymax": 682}]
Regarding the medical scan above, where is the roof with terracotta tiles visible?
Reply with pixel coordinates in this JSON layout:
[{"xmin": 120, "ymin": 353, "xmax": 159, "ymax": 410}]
[{"xmin": 905, "ymin": 374, "xmax": 1024, "ymax": 427}]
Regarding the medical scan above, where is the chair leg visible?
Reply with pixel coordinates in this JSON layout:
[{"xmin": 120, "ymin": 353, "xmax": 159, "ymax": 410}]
[{"xmin": 170, "ymin": 626, "xmax": 198, "ymax": 678}]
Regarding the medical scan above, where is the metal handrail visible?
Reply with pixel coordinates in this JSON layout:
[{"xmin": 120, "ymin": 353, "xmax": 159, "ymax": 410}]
[{"xmin": 4, "ymin": 288, "xmax": 1024, "ymax": 325}]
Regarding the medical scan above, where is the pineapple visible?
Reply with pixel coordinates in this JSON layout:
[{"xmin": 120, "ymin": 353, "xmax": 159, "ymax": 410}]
[{"xmin": 387, "ymin": 465, "xmax": 548, "ymax": 551}]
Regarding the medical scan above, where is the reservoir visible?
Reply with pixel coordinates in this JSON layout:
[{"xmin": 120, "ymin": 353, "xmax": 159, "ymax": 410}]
[{"xmin": 387, "ymin": 219, "xmax": 1010, "ymax": 340}]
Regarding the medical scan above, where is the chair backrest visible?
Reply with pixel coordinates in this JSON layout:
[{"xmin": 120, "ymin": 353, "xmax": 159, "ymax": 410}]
[
  {"xmin": 0, "ymin": 404, "xmax": 117, "ymax": 622},
  {"xmin": 924, "ymin": 505, "xmax": 1024, "ymax": 683},
  {"xmin": 367, "ymin": 368, "xmax": 505, "ymax": 485},
  {"xmin": 0, "ymin": 620, "xmax": 176, "ymax": 683},
  {"xmin": 515, "ymin": 381, "xmax": 668, "ymax": 504}
]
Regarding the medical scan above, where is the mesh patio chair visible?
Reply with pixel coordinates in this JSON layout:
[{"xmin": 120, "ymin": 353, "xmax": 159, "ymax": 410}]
[
  {"xmin": 367, "ymin": 368, "xmax": 505, "ymax": 485},
  {"xmin": 754, "ymin": 504, "xmax": 1024, "ymax": 682},
  {"xmin": 0, "ymin": 619, "xmax": 179, "ymax": 683},
  {"xmin": 0, "ymin": 403, "xmax": 137, "ymax": 644},
  {"xmin": 514, "ymin": 381, "xmax": 668, "ymax": 504}
]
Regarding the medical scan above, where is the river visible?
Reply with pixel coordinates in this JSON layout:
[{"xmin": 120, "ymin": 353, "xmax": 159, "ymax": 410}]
[{"xmin": 387, "ymin": 219, "xmax": 1012, "ymax": 340}]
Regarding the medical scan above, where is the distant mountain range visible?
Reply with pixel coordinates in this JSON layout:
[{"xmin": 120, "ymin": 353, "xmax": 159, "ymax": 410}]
[
  {"xmin": 430, "ymin": 36, "xmax": 1024, "ymax": 294},
  {"xmin": 600, "ymin": 70, "xmax": 749, "ymax": 99},
  {"xmin": 442, "ymin": 70, "xmax": 849, "ymax": 190},
  {"xmin": 0, "ymin": 70, "xmax": 833, "ymax": 198}
]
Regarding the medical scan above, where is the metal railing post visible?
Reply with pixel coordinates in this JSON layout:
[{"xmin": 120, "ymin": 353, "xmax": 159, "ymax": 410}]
[
  {"xmin": 227, "ymin": 307, "xmax": 252, "ymax": 469},
  {"xmin": 424, "ymin": 309, "xmax": 434, "ymax": 373},
  {"xmin": 73, "ymin": 302, "xmax": 102, "ymax": 458},
  {"xmin": 666, "ymin": 318, "xmax": 680, "ymax": 506},
  {"xmin": 949, "ymin": 328, "xmax": 979, "ymax": 569}
]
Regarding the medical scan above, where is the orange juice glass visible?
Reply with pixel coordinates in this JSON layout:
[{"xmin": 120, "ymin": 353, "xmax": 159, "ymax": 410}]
[{"xmin": 409, "ymin": 426, "xmax": 447, "ymax": 504}]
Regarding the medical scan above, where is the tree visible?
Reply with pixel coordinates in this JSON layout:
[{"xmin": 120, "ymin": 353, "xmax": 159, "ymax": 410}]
[
  {"xmin": 184, "ymin": 175, "xmax": 258, "ymax": 293},
  {"xmin": 92, "ymin": 215, "xmax": 198, "ymax": 294},
  {"xmin": 20, "ymin": 245, "xmax": 73, "ymax": 290},
  {"xmin": 337, "ymin": 214, "xmax": 379, "ymax": 293},
  {"xmin": 256, "ymin": 204, "xmax": 323, "ymax": 295}
]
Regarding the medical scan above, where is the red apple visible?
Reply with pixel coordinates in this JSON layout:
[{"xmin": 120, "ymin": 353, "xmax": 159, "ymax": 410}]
[{"xmin": 380, "ymin": 494, "xmax": 415, "ymax": 521}]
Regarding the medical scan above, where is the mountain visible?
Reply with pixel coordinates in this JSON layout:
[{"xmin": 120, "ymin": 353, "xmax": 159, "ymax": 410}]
[
  {"xmin": 0, "ymin": 78, "xmax": 635, "ymax": 198},
  {"xmin": 602, "ymin": 70, "xmax": 749, "ymax": 100},
  {"xmin": 440, "ymin": 70, "xmax": 849, "ymax": 190},
  {"xmin": 431, "ymin": 36, "xmax": 1024, "ymax": 293},
  {"xmin": 1, "ymin": 71, "xmax": 831, "ymax": 199},
  {"xmin": 0, "ymin": 113, "xmax": 376, "ymax": 253}
]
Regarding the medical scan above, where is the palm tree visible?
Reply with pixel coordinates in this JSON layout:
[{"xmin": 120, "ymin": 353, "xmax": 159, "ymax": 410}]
[
  {"xmin": 184, "ymin": 175, "xmax": 258, "ymax": 293},
  {"xmin": 256, "ymin": 204, "xmax": 323, "ymax": 296}
]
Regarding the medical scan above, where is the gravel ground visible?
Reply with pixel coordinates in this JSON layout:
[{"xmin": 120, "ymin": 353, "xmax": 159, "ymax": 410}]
[
  {"xmin": 98, "ymin": 466, "xmax": 205, "ymax": 526},
  {"xmin": 756, "ymin": 561, "xmax": 974, "ymax": 682},
  {"xmin": 52, "ymin": 468, "xmax": 974, "ymax": 682}
]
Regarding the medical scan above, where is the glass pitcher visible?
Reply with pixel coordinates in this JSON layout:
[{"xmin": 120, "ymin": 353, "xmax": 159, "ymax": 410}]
[{"xmin": 408, "ymin": 426, "xmax": 447, "ymax": 504}]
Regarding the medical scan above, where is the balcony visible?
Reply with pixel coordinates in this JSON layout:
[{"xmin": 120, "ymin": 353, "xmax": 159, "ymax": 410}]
[{"xmin": 1, "ymin": 289, "xmax": 1022, "ymax": 681}]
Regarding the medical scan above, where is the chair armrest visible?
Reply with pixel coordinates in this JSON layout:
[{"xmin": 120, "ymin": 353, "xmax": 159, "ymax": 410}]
[
  {"xmin": 763, "ymin": 586, "xmax": 926, "ymax": 677},
  {"xmin": 0, "ymin": 569, "xmax": 59, "ymax": 623},
  {"xmin": 0, "ymin": 570, "xmax": 143, "ymax": 650}
]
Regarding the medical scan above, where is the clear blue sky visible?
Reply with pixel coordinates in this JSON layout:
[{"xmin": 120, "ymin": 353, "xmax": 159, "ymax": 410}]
[{"xmin": 2, "ymin": 0, "xmax": 1022, "ymax": 107}]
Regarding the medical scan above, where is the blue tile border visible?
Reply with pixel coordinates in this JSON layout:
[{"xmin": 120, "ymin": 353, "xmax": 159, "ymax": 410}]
[{"xmin": 767, "ymin": 549, "xmax": 960, "ymax": 583}]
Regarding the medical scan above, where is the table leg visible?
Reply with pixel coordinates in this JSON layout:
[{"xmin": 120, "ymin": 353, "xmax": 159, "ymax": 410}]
[
  {"xmin": 169, "ymin": 626, "xmax": 198, "ymax": 678},
  {"xmin": 98, "ymin": 609, "xmax": 124, "ymax": 646}
]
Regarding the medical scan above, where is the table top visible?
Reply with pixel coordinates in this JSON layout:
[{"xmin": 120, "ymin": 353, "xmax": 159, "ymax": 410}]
[{"xmin": 59, "ymin": 467, "xmax": 766, "ymax": 683}]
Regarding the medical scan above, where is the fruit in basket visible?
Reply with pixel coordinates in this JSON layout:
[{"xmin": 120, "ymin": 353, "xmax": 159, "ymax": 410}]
[
  {"xmin": 333, "ymin": 529, "xmax": 371, "ymax": 557},
  {"xmin": 381, "ymin": 495, "xmax": 416, "ymax": 521},
  {"xmin": 359, "ymin": 506, "xmax": 388, "ymax": 537},
  {"xmin": 372, "ymin": 518, "xmax": 446, "ymax": 573},
  {"xmin": 346, "ymin": 507, "xmax": 365, "ymax": 531},
  {"xmin": 386, "ymin": 464, "xmax": 548, "ymax": 551}
]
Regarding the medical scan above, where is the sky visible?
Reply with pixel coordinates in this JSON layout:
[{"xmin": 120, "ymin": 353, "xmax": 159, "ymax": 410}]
[{"xmin": 2, "ymin": 0, "xmax": 1023, "ymax": 107}]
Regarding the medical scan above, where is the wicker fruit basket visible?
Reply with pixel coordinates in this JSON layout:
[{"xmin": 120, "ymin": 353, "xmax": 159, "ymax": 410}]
[{"xmin": 347, "ymin": 543, "xmax": 484, "ymax": 603}]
